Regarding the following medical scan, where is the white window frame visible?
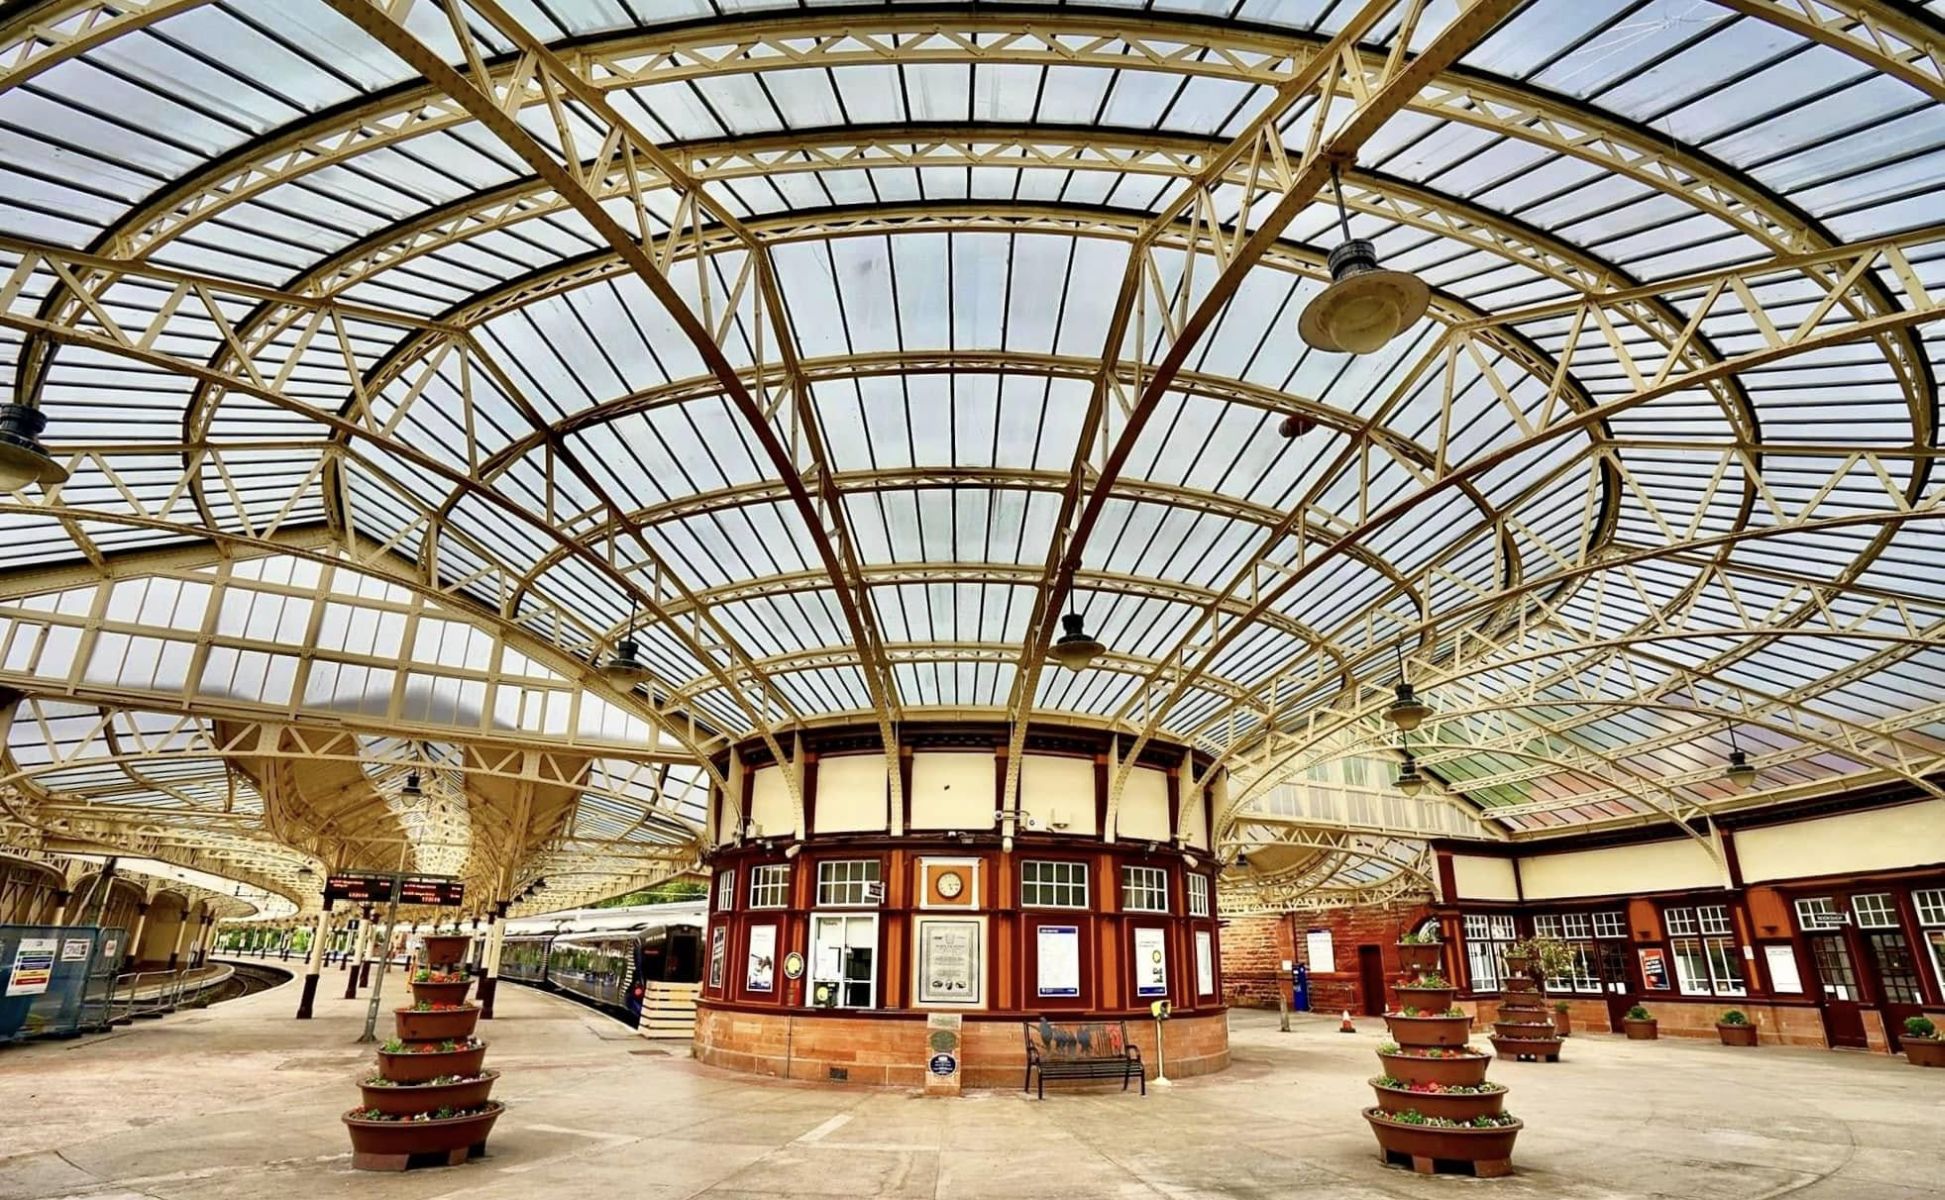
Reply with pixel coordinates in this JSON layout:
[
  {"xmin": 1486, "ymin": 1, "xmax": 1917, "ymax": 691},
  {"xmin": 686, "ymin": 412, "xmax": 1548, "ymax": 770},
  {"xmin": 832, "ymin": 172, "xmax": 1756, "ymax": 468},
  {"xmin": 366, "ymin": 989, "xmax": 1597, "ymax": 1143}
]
[
  {"xmin": 1020, "ymin": 860, "xmax": 1088, "ymax": 909},
  {"xmin": 1664, "ymin": 905, "xmax": 1746, "ymax": 997},
  {"xmin": 809, "ymin": 911, "xmax": 879, "ymax": 1009},
  {"xmin": 815, "ymin": 859, "xmax": 882, "ymax": 908},
  {"xmin": 1122, "ymin": 866, "xmax": 1169, "ymax": 914},
  {"xmin": 714, "ymin": 868, "xmax": 735, "ymax": 912},
  {"xmin": 1592, "ymin": 911, "xmax": 1626, "ymax": 939},
  {"xmin": 1915, "ymin": 889, "xmax": 1945, "ymax": 927},
  {"xmin": 1795, "ymin": 897, "xmax": 1845, "ymax": 930},
  {"xmin": 748, "ymin": 864, "xmax": 789, "ymax": 910},
  {"xmin": 1187, "ymin": 873, "xmax": 1211, "ymax": 918},
  {"xmin": 1463, "ymin": 913, "xmax": 1518, "ymax": 993},
  {"xmin": 1851, "ymin": 892, "xmax": 1899, "ymax": 929}
]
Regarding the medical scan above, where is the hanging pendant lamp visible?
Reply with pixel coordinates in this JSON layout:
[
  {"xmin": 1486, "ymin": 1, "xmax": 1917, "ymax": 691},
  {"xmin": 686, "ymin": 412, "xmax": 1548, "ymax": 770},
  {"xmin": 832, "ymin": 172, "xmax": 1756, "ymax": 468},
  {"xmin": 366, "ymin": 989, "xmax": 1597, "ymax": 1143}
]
[
  {"xmin": 1298, "ymin": 166, "xmax": 1429, "ymax": 355},
  {"xmin": 0, "ymin": 404, "xmax": 68, "ymax": 491},
  {"xmin": 604, "ymin": 598, "xmax": 654, "ymax": 684},
  {"xmin": 1049, "ymin": 612, "xmax": 1105, "ymax": 671},
  {"xmin": 1396, "ymin": 750, "xmax": 1427, "ymax": 797},
  {"xmin": 1383, "ymin": 644, "xmax": 1432, "ymax": 731},
  {"xmin": 1724, "ymin": 726, "xmax": 1757, "ymax": 791},
  {"xmin": 400, "ymin": 770, "xmax": 423, "ymax": 799}
]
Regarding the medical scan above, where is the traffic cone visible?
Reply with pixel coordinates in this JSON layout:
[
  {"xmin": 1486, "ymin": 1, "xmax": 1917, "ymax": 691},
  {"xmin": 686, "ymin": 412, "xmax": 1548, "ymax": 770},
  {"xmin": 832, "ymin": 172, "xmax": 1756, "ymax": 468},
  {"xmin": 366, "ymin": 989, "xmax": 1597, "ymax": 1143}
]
[{"xmin": 1339, "ymin": 1010, "xmax": 1357, "ymax": 1033}]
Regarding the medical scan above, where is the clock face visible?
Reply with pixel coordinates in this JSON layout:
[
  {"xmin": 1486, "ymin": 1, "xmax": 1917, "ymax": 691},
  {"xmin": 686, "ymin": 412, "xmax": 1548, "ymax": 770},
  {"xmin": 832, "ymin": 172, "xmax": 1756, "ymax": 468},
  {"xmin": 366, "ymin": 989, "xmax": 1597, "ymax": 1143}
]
[{"xmin": 936, "ymin": 871, "xmax": 965, "ymax": 899}]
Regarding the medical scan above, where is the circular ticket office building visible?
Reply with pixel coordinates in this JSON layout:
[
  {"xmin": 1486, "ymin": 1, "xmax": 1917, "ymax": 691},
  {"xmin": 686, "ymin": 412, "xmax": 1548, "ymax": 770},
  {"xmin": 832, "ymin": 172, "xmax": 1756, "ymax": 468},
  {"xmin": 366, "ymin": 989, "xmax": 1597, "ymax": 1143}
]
[{"xmin": 696, "ymin": 724, "xmax": 1228, "ymax": 1087}]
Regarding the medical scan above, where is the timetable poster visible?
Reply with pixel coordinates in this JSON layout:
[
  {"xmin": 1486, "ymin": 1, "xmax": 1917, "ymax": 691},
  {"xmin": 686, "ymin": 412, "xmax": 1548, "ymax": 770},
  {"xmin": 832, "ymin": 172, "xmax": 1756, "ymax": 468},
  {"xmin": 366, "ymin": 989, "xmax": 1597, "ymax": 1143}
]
[{"xmin": 1037, "ymin": 925, "xmax": 1080, "ymax": 997}]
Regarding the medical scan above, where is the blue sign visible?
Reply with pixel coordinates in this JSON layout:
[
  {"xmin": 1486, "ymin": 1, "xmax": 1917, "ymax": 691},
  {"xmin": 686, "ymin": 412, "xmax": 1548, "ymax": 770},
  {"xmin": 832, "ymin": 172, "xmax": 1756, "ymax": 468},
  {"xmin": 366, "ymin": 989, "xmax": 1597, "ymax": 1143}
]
[{"xmin": 928, "ymin": 1053, "xmax": 957, "ymax": 1077}]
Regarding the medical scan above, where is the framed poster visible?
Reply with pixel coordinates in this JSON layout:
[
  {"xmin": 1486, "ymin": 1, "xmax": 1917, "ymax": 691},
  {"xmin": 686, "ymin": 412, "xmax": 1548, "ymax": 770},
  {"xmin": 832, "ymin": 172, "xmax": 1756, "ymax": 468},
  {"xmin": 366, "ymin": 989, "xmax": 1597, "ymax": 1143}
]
[
  {"xmin": 1195, "ymin": 930, "xmax": 1215, "ymax": 997},
  {"xmin": 916, "ymin": 917, "xmax": 983, "ymax": 1005},
  {"xmin": 707, "ymin": 925, "xmax": 726, "ymax": 990},
  {"xmin": 1036, "ymin": 924, "xmax": 1080, "ymax": 997},
  {"xmin": 746, "ymin": 924, "xmax": 777, "ymax": 992},
  {"xmin": 1764, "ymin": 944, "xmax": 1803, "ymax": 994},
  {"xmin": 6, "ymin": 937, "xmax": 57, "ymax": 996},
  {"xmin": 1305, "ymin": 928, "xmax": 1335, "ymax": 974},
  {"xmin": 1638, "ymin": 947, "xmax": 1672, "ymax": 990},
  {"xmin": 1134, "ymin": 926, "xmax": 1168, "ymax": 998}
]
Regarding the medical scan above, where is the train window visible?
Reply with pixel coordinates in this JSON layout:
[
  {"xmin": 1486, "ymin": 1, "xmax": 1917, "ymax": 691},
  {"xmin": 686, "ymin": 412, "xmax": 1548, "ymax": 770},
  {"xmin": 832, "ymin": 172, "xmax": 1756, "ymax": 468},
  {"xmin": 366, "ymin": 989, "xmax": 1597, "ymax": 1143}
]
[{"xmin": 749, "ymin": 864, "xmax": 790, "ymax": 908}]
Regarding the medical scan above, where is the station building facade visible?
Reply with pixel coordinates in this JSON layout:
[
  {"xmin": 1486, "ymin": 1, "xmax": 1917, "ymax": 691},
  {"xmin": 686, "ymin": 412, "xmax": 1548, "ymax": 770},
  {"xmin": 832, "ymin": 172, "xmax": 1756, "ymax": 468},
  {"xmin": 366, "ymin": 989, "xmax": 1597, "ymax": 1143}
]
[{"xmin": 694, "ymin": 723, "xmax": 1228, "ymax": 1087}]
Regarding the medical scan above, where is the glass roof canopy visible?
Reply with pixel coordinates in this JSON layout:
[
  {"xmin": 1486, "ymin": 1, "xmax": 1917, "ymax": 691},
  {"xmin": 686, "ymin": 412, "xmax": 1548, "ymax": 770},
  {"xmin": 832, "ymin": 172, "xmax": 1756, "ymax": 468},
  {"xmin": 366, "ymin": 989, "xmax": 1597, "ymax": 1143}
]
[{"xmin": 0, "ymin": 0, "xmax": 1940, "ymax": 913}]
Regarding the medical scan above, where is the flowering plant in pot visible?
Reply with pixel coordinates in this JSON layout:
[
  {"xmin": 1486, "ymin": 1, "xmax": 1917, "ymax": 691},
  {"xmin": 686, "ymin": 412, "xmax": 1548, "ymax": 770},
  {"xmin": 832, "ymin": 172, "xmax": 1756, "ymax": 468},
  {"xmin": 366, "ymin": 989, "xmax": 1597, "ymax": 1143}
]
[
  {"xmin": 1395, "ymin": 928, "xmax": 1443, "ymax": 974},
  {"xmin": 1393, "ymin": 971, "xmax": 1456, "ymax": 1012},
  {"xmin": 1902, "ymin": 1016, "xmax": 1945, "ymax": 1068},
  {"xmin": 1551, "ymin": 1000, "xmax": 1571, "ymax": 1038},
  {"xmin": 1375, "ymin": 1041, "xmax": 1494, "ymax": 1086},
  {"xmin": 1507, "ymin": 936, "xmax": 1574, "ymax": 983},
  {"xmin": 1361, "ymin": 1108, "xmax": 1522, "ymax": 1178},
  {"xmin": 1716, "ymin": 1010, "xmax": 1758, "ymax": 1047},
  {"xmin": 1623, "ymin": 1004, "xmax": 1658, "ymax": 1040},
  {"xmin": 343, "ymin": 1101, "xmax": 505, "ymax": 1169}
]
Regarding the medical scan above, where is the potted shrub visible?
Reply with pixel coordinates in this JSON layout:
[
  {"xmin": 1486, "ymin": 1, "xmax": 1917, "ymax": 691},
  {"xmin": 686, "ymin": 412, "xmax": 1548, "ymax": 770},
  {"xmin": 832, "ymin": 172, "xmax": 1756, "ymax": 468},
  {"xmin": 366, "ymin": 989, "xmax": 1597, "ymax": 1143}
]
[
  {"xmin": 1716, "ymin": 1010, "xmax": 1758, "ymax": 1047},
  {"xmin": 1395, "ymin": 928, "xmax": 1443, "ymax": 974},
  {"xmin": 1903, "ymin": 1016, "xmax": 1944, "ymax": 1068},
  {"xmin": 1393, "ymin": 971, "xmax": 1456, "ymax": 1013},
  {"xmin": 1551, "ymin": 1000, "xmax": 1571, "ymax": 1038},
  {"xmin": 1623, "ymin": 1004, "xmax": 1658, "ymax": 1040}
]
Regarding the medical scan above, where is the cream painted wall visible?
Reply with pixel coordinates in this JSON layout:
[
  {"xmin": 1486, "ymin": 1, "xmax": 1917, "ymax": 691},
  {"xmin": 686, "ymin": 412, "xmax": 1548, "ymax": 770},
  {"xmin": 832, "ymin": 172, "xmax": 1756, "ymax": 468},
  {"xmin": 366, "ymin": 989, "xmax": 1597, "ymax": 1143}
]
[
  {"xmin": 910, "ymin": 752, "xmax": 997, "ymax": 830},
  {"xmin": 1020, "ymin": 754, "xmax": 1096, "ymax": 835},
  {"xmin": 1116, "ymin": 767, "xmax": 1171, "ymax": 842},
  {"xmin": 814, "ymin": 754, "xmax": 888, "ymax": 834},
  {"xmin": 1736, "ymin": 800, "xmax": 1945, "ymax": 883},
  {"xmin": 1519, "ymin": 837, "xmax": 1723, "ymax": 900},
  {"xmin": 1449, "ymin": 854, "xmax": 1519, "ymax": 902},
  {"xmin": 748, "ymin": 763, "xmax": 794, "ymax": 838}
]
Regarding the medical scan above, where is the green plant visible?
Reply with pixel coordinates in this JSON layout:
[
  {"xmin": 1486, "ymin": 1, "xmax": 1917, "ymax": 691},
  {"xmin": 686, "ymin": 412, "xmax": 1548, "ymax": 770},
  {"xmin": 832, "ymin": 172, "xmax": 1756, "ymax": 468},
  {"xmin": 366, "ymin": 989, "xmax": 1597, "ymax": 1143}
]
[
  {"xmin": 1402, "ymin": 972, "xmax": 1450, "ymax": 988},
  {"xmin": 1904, "ymin": 1015, "xmax": 1938, "ymax": 1040},
  {"xmin": 380, "ymin": 1039, "xmax": 405, "ymax": 1054},
  {"xmin": 1719, "ymin": 1010, "xmax": 1749, "ymax": 1025},
  {"xmin": 1508, "ymin": 936, "xmax": 1575, "ymax": 980},
  {"xmin": 1627, "ymin": 1004, "xmax": 1652, "ymax": 1021},
  {"xmin": 1553, "ymin": 1000, "xmax": 1570, "ymax": 1014},
  {"xmin": 1398, "ymin": 928, "xmax": 1440, "ymax": 945}
]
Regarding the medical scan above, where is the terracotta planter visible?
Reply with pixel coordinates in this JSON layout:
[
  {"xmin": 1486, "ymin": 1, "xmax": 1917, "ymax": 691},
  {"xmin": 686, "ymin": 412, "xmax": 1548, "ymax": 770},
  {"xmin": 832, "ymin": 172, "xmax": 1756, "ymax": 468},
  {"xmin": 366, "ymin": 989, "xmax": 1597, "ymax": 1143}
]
[
  {"xmin": 1370, "ymin": 1078, "xmax": 1506, "ymax": 1121},
  {"xmin": 1716, "ymin": 1023, "xmax": 1758, "ymax": 1047},
  {"xmin": 1376, "ymin": 1049, "xmax": 1491, "ymax": 1087},
  {"xmin": 343, "ymin": 1102, "xmax": 502, "ymax": 1171},
  {"xmin": 1364, "ymin": 1108, "xmax": 1520, "ymax": 1178},
  {"xmin": 1488, "ymin": 1034, "xmax": 1562, "ymax": 1063},
  {"xmin": 1903, "ymin": 1038, "xmax": 1945, "ymax": 1067},
  {"xmin": 376, "ymin": 1043, "xmax": 486, "ymax": 1083},
  {"xmin": 1394, "ymin": 943, "xmax": 1443, "ymax": 973},
  {"xmin": 357, "ymin": 1070, "xmax": 498, "ymax": 1116},
  {"xmin": 395, "ymin": 1005, "xmax": 480, "ymax": 1042},
  {"xmin": 1502, "ymin": 976, "xmax": 1538, "ymax": 995},
  {"xmin": 1623, "ymin": 1018, "xmax": 1659, "ymax": 1040},
  {"xmin": 418, "ymin": 936, "xmax": 471, "ymax": 969},
  {"xmin": 1551, "ymin": 1010, "xmax": 1571, "ymax": 1037},
  {"xmin": 1384, "ymin": 1013, "xmax": 1473, "ymax": 1047},
  {"xmin": 1502, "ymin": 953, "xmax": 1531, "ymax": 976},
  {"xmin": 1492, "ymin": 1019, "xmax": 1554, "ymax": 1040},
  {"xmin": 1391, "ymin": 986, "xmax": 1457, "ymax": 1011},
  {"xmin": 410, "ymin": 980, "xmax": 472, "ymax": 1007}
]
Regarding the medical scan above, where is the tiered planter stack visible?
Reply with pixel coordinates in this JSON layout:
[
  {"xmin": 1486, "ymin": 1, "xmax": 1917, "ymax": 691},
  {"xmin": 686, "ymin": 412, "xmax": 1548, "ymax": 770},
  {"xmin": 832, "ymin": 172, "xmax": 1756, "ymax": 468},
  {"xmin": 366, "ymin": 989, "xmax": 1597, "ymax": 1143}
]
[
  {"xmin": 1365, "ymin": 939, "xmax": 1521, "ymax": 1178},
  {"xmin": 343, "ymin": 934, "xmax": 504, "ymax": 1171},
  {"xmin": 1488, "ymin": 952, "xmax": 1562, "ymax": 1063}
]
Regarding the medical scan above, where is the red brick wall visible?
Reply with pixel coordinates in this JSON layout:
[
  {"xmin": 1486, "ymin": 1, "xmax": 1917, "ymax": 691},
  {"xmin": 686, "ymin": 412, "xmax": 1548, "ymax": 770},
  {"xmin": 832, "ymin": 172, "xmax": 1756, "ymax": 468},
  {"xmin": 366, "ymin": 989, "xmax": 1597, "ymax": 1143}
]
[{"xmin": 1222, "ymin": 902, "xmax": 1433, "ymax": 1011}]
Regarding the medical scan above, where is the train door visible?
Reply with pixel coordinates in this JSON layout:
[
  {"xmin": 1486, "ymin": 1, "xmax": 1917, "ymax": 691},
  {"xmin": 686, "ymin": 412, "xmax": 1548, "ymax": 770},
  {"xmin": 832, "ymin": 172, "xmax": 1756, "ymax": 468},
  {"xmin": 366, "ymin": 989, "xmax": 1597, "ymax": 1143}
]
[{"xmin": 668, "ymin": 928, "xmax": 702, "ymax": 983}]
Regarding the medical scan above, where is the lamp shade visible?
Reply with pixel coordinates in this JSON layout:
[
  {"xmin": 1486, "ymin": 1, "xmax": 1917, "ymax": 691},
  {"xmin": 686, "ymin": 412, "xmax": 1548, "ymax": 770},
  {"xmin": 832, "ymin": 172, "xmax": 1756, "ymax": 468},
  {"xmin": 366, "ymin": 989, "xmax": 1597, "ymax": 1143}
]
[
  {"xmin": 1396, "ymin": 755, "xmax": 1427, "ymax": 797},
  {"xmin": 0, "ymin": 404, "xmax": 68, "ymax": 491},
  {"xmin": 1725, "ymin": 749, "xmax": 1756, "ymax": 792},
  {"xmin": 1298, "ymin": 240, "xmax": 1429, "ymax": 355},
  {"xmin": 604, "ymin": 636, "xmax": 654, "ymax": 684},
  {"xmin": 1049, "ymin": 613, "xmax": 1104, "ymax": 671},
  {"xmin": 1385, "ymin": 681, "xmax": 1432, "ymax": 731}
]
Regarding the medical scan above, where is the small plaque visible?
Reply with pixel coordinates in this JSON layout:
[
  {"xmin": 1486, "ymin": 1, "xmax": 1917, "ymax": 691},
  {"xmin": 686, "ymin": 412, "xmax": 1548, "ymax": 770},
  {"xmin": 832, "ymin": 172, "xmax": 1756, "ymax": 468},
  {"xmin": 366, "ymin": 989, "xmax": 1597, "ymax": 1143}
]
[
  {"xmin": 928, "ymin": 1053, "xmax": 957, "ymax": 1078},
  {"xmin": 783, "ymin": 950, "xmax": 805, "ymax": 980}
]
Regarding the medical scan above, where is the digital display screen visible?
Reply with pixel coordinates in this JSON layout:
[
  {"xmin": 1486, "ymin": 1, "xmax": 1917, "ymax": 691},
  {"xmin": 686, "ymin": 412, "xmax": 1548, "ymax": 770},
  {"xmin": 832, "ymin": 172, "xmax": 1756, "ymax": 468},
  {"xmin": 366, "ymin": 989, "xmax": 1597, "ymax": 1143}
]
[
  {"xmin": 324, "ymin": 874, "xmax": 395, "ymax": 904},
  {"xmin": 399, "ymin": 878, "xmax": 465, "ymax": 907}
]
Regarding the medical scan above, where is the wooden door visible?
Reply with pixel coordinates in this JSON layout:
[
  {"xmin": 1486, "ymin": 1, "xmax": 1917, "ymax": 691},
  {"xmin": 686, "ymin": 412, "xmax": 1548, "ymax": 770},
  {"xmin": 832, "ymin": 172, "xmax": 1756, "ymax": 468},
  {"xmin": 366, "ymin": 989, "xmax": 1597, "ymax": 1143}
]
[
  {"xmin": 1805, "ymin": 932, "xmax": 1869, "ymax": 1049},
  {"xmin": 1357, "ymin": 944, "xmax": 1386, "ymax": 1016}
]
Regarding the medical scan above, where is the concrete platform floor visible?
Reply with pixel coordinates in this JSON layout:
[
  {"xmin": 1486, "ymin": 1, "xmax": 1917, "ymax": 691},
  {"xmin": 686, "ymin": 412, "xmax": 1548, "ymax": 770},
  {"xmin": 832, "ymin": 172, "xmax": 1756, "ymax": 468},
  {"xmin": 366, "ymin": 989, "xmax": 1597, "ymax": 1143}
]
[{"xmin": 1, "ymin": 969, "xmax": 1940, "ymax": 1200}]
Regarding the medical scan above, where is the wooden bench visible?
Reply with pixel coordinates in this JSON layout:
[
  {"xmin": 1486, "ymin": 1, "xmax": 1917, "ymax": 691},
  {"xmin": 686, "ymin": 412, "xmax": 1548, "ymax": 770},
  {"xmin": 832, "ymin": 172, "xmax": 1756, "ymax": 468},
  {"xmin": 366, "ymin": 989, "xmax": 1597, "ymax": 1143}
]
[{"xmin": 1023, "ymin": 1017, "xmax": 1144, "ymax": 1098}]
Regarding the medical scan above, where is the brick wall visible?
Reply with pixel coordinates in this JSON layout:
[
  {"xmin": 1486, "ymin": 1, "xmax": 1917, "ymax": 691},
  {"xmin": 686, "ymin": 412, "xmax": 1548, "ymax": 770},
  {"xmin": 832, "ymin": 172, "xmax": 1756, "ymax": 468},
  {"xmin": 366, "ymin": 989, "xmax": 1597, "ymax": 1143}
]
[{"xmin": 1221, "ymin": 902, "xmax": 1433, "ymax": 1012}]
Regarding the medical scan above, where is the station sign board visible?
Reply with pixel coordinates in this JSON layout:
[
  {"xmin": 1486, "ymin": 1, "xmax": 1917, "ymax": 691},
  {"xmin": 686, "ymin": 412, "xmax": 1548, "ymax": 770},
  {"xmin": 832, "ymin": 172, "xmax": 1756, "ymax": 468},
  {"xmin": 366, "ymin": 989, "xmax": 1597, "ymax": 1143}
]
[
  {"xmin": 324, "ymin": 874, "xmax": 464, "ymax": 907},
  {"xmin": 398, "ymin": 877, "xmax": 465, "ymax": 907}
]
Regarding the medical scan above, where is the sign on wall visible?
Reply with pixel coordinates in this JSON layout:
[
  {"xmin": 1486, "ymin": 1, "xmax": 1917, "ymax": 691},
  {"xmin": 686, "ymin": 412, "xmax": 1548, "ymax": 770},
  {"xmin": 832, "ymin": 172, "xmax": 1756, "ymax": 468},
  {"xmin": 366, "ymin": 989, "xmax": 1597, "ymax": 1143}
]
[
  {"xmin": 1764, "ymin": 944, "xmax": 1803, "ymax": 994},
  {"xmin": 746, "ymin": 924, "xmax": 777, "ymax": 992},
  {"xmin": 1638, "ymin": 947, "xmax": 1672, "ymax": 990},
  {"xmin": 1134, "ymin": 927, "xmax": 1168, "ymax": 998},
  {"xmin": 707, "ymin": 925, "xmax": 726, "ymax": 990},
  {"xmin": 1195, "ymin": 930, "xmax": 1215, "ymax": 997},
  {"xmin": 916, "ymin": 917, "xmax": 982, "ymax": 1006},
  {"xmin": 1305, "ymin": 928, "xmax": 1335, "ymax": 974},
  {"xmin": 1036, "ymin": 925, "xmax": 1080, "ymax": 997},
  {"xmin": 60, "ymin": 938, "xmax": 92, "ymax": 962}
]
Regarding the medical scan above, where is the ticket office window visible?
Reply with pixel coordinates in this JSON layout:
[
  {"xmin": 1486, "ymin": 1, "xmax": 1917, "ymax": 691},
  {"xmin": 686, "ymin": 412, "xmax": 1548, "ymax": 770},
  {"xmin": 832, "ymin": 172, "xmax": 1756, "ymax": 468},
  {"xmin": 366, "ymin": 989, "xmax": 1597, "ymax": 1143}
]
[{"xmin": 810, "ymin": 913, "xmax": 878, "ymax": 1008}]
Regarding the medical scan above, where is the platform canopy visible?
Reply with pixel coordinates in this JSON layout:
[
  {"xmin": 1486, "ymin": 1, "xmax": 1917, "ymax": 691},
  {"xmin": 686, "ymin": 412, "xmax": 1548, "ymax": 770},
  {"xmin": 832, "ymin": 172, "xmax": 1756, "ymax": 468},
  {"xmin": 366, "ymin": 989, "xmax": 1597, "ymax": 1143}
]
[{"xmin": 0, "ymin": 0, "xmax": 1940, "ymax": 916}]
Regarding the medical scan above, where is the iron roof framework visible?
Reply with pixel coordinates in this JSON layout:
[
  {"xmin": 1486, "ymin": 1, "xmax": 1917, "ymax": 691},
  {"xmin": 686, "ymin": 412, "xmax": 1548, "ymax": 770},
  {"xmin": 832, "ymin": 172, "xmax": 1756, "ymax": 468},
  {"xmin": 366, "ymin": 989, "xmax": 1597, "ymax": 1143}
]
[{"xmin": 0, "ymin": 0, "xmax": 1939, "ymax": 914}]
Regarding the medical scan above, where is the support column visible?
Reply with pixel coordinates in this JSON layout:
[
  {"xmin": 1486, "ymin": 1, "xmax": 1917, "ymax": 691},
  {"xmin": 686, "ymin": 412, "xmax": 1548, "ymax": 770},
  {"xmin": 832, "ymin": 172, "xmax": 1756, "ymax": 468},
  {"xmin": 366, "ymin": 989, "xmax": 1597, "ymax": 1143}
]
[
  {"xmin": 49, "ymin": 889, "xmax": 71, "ymax": 927},
  {"xmin": 479, "ymin": 904, "xmax": 506, "ymax": 1019},
  {"xmin": 295, "ymin": 904, "xmax": 334, "ymax": 1019},
  {"xmin": 344, "ymin": 914, "xmax": 373, "ymax": 1000},
  {"xmin": 167, "ymin": 906, "xmax": 194, "ymax": 969},
  {"xmin": 126, "ymin": 902, "xmax": 150, "ymax": 969}
]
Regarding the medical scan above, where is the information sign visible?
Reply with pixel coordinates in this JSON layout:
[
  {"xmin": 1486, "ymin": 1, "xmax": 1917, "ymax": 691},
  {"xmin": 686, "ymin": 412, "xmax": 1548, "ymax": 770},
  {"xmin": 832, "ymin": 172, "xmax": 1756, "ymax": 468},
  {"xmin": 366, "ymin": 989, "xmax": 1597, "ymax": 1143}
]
[
  {"xmin": 6, "ymin": 938, "xmax": 57, "ymax": 996},
  {"xmin": 1036, "ymin": 925, "xmax": 1080, "ymax": 997},
  {"xmin": 398, "ymin": 877, "xmax": 465, "ymax": 907},
  {"xmin": 1135, "ymin": 927, "xmax": 1168, "ymax": 998},
  {"xmin": 324, "ymin": 874, "xmax": 395, "ymax": 904}
]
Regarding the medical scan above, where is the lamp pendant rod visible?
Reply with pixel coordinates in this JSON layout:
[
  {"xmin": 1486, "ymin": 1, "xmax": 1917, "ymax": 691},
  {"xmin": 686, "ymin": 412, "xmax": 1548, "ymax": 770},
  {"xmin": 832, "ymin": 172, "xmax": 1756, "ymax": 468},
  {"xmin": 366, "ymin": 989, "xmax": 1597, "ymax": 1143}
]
[{"xmin": 1331, "ymin": 163, "xmax": 1353, "ymax": 244}]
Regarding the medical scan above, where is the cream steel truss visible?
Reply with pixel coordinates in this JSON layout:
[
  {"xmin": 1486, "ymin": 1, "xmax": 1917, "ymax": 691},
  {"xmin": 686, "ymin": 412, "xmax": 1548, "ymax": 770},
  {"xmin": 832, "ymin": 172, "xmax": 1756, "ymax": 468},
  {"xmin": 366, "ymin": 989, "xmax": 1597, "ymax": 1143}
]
[{"xmin": 0, "ymin": 0, "xmax": 1940, "ymax": 914}]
